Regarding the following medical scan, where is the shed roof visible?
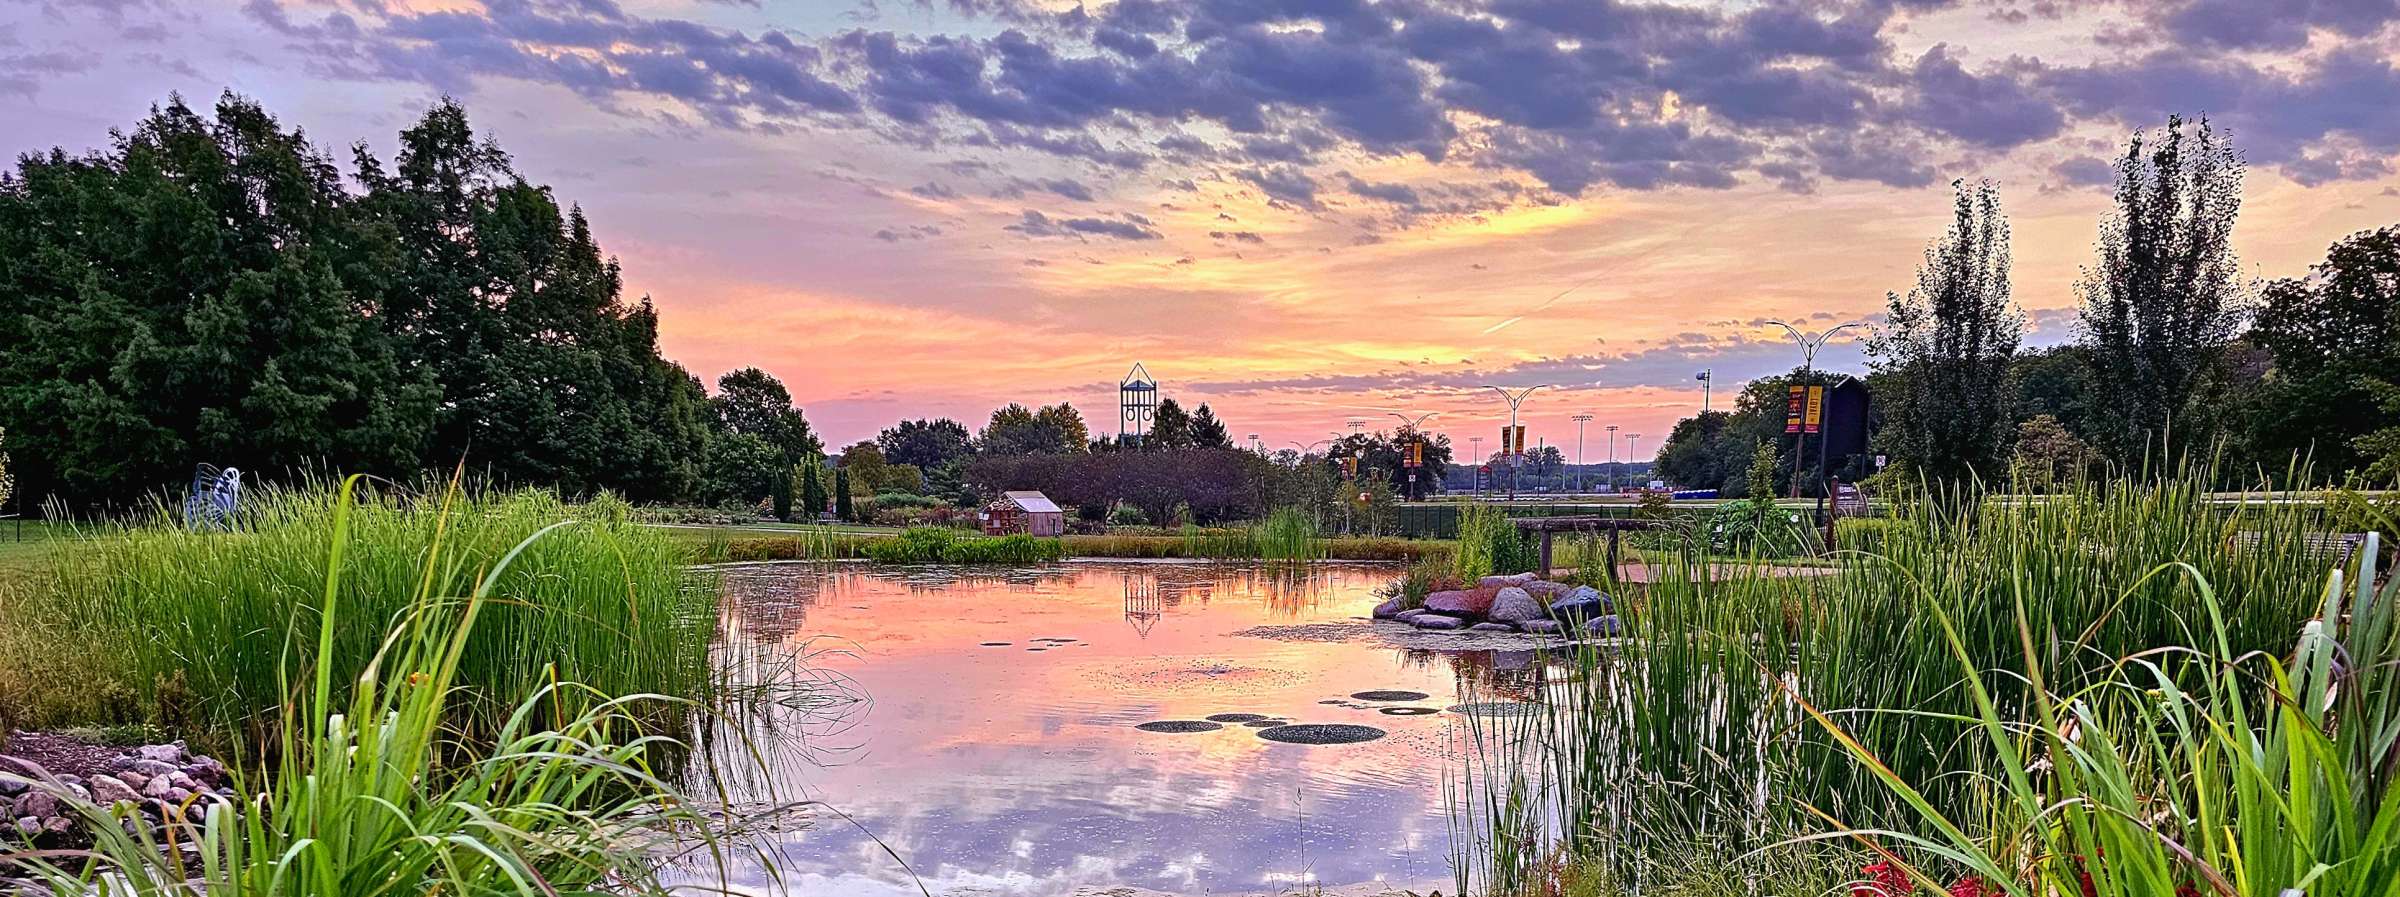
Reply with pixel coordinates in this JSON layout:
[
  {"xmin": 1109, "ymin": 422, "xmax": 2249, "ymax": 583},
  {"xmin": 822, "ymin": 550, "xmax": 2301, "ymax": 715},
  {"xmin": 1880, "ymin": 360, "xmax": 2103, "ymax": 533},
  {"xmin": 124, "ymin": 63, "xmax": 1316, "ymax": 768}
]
[{"xmin": 1001, "ymin": 491, "xmax": 1063, "ymax": 514}]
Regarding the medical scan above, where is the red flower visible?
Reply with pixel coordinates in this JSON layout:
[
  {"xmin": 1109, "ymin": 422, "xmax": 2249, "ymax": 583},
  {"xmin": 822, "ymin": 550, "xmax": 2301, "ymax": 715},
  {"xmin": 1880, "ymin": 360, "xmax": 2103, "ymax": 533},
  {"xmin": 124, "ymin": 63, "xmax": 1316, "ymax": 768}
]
[
  {"xmin": 2174, "ymin": 885, "xmax": 2200, "ymax": 897},
  {"xmin": 1948, "ymin": 876, "xmax": 2002, "ymax": 897},
  {"xmin": 1852, "ymin": 861, "xmax": 1916, "ymax": 897}
]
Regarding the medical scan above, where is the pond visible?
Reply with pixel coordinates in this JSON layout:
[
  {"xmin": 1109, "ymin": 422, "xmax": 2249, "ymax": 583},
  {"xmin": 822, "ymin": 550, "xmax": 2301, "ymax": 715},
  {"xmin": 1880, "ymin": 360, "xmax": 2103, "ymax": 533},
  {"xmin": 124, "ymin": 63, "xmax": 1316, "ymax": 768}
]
[{"xmin": 692, "ymin": 560, "xmax": 1554, "ymax": 897}]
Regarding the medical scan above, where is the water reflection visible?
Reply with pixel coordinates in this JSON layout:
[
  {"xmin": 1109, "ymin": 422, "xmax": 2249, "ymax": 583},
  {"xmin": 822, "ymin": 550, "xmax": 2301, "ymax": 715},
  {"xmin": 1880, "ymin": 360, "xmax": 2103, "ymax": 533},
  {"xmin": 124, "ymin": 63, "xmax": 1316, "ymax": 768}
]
[{"xmin": 691, "ymin": 560, "xmax": 1552, "ymax": 897}]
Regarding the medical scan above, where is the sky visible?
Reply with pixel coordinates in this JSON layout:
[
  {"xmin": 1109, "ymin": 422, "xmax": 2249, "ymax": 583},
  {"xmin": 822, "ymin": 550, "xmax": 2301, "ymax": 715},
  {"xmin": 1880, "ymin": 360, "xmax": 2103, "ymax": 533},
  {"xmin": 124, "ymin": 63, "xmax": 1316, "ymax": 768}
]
[{"xmin": 5, "ymin": 0, "xmax": 2398, "ymax": 461}]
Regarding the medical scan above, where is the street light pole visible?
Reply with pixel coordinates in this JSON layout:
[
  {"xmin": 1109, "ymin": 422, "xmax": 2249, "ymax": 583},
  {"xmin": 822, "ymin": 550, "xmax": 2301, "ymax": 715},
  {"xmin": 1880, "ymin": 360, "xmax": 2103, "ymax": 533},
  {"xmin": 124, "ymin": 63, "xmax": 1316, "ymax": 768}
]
[
  {"xmin": 1604, "ymin": 425, "xmax": 1619, "ymax": 492},
  {"xmin": 1483, "ymin": 385, "xmax": 1553, "ymax": 502},
  {"xmin": 1767, "ymin": 320, "xmax": 1864, "ymax": 499},
  {"xmin": 1571, "ymin": 413, "xmax": 1593, "ymax": 495},
  {"xmin": 1468, "ymin": 435, "xmax": 1485, "ymax": 498},
  {"xmin": 1389, "ymin": 412, "xmax": 1439, "ymax": 501}
]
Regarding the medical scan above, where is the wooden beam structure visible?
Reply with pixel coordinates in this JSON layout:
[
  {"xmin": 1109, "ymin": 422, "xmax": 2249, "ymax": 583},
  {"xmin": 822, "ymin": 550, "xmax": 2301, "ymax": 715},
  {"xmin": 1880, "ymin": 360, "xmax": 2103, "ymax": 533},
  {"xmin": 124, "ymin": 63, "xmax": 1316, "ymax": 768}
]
[{"xmin": 1509, "ymin": 516, "xmax": 1667, "ymax": 579}]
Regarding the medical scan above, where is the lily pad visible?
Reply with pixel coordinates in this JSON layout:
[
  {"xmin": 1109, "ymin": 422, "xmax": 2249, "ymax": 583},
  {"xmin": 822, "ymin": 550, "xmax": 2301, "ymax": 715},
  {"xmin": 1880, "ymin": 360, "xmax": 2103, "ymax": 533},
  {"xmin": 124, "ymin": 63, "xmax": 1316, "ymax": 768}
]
[
  {"xmin": 1136, "ymin": 720, "xmax": 1225, "ymax": 733},
  {"xmin": 1256, "ymin": 723, "xmax": 1387, "ymax": 745},
  {"xmin": 1350, "ymin": 690, "xmax": 1430, "ymax": 702}
]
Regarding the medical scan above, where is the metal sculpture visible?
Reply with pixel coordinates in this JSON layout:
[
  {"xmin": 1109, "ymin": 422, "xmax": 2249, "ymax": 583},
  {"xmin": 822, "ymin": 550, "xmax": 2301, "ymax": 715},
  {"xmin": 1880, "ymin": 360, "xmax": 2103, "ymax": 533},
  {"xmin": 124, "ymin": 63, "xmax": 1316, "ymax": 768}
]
[
  {"xmin": 183, "ymin": 464, "xmax": 243, "ymax": 530},
  {"xmin": 1119, "ymin": 363, "xmax": 1159, "ymax": 446}
]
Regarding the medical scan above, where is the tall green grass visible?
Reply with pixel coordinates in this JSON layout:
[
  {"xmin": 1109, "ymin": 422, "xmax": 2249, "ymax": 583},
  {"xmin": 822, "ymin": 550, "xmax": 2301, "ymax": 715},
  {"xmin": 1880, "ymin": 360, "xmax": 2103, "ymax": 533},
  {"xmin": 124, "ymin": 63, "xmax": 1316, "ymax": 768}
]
[
  {"xmin": 0, "ymin": 476, "xmax": 758, "ymax": 895},
  {"xmin": 860, "ymin": 526, "xmax": 1067, "ymax": 564},
  {"xmin": 0, "ymin": 481, "xmax": 714, "ymax": 753},
  {"xmin": 1451, "ymin": 471, "xmax": 2368, "ymax": 895},
  {"xmin": 1253, "ymin": 507, "xmax": 1326, "ymax": 562}
]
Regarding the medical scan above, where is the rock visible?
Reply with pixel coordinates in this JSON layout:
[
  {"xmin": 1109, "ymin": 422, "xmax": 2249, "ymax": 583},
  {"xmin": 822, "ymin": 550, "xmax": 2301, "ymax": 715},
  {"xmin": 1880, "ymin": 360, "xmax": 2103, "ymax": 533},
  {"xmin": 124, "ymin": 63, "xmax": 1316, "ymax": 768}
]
[
  {"xmin": 1519, "ymin": 619, "xmax": 1562, "ymax": 635},
  {"xmin": 1521, "ymin": 580, "xmax": 1573, "ymax": 598},
  {"xmin": 128, "ymin": 759, "xmax": 178, "ymax": 778},
  {"xmin": 134, "ymin": 744, "xmax": 183, "ymax": 764},
  {"xmin": 164, "ymin": 787, "xmax": 191, "ymax": 804},
  {"xmin": 1585, "ymin": 614, "xmax": 1624, "ymax": 637},
  {"xmin": 1488, "ymin": 587, "xmax": 1546, "ymax": 624},
  {"xmin": 89, "ymin": 776, "xmax": 138, "ymax": 806},
  {"xmin": 14, "ymin": 816, "xmax": 38, "ymax": 837},
  {"xmin": 142, "ymin": 775, "xmax": 176, "ymax": 799},
  {"xmin": 1469, "ymin": 622, "xmax": 1516, "ymax": 632},
  {"xmin": 1476, "ymin": 572, "xmax": 1539, "ymax": 588},
  {"xmin": 0, "ymin": 778, "xmax": 21, "ymax": 797},
  {"xmin": 40, "ymin": 816, "xmax": 71, "ymax": 836},
  {"xmin": 1394, "ymin": 608, "xmax": 1430, "ymax": 622},
  {"xmin": 167, "ymin": 772, "xmax": 197, "ymax": 792},
  {"xmin": 1548, "ymin": 586, "xmax": 1614, "ymax": 622},
  {"xmin": 118, "ymin": 771, "xmax": 149, "ymax": 791},
  {"xmin": 1424, "ymin": 588, "xmax": 1495, "ymax": 618},
  {"xmin": 1410, "ymin": 614, "xmax": 1467, "ymax": 631},
  {"xmin": 1371, "ymin": 596, "xmax": 1410, "ymax": 619},
  {"xmin": 13, "ymin": 792, "xmax": 58, "ymax": 820}
]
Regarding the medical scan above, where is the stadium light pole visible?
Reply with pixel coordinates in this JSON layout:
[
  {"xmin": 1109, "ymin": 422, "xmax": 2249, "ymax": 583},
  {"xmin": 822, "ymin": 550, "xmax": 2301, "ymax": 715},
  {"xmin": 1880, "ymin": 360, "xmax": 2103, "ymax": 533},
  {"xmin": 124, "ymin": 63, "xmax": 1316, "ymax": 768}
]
[
  {"xmin": 1627, "ymin": 433, "xmax": 1643, "ymax": 490},
  {"xmin": 1605, "ymin": 424, "xmax": 1619, "ymax": 492},
  {"xmin": 1767, "ymin": 320, "xmax": 1864, "ymax": 499},
  {"xmin": 1571, "ymin": 413, "xmax": 1594, "ymax": 494}
]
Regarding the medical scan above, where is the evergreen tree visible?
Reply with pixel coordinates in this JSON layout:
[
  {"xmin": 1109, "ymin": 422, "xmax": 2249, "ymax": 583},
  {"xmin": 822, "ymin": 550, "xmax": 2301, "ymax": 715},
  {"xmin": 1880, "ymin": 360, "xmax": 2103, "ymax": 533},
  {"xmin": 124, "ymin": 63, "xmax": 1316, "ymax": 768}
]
[
  {"xmin": 798, "ymin": 457, "xmax": 829, "ymax": 520},
  {"xmin": 1869, "ymin": 180, "xmax": 2023, "ymax": 483},
  {"xmin": 1149, "ymin": 398, "xmax": 1194, "ymax": 449},
  {"xmin": 1189, "ymin": 403, "xmax": 1234, "ymax": 449},
  {"xmin": 834, "ymin": 467, "xmax": 855, "ymax": 522},
  {"xmin": 0, "ymin": 94, "xmax": 438, "ymax": 505},
  {"xmin": 980, "ymin": 403, "xmax": 1087, "ymax": 454},
  {"xmin": 2076, "ymin": 115, "xmax": 2247, "ymax": 460}
]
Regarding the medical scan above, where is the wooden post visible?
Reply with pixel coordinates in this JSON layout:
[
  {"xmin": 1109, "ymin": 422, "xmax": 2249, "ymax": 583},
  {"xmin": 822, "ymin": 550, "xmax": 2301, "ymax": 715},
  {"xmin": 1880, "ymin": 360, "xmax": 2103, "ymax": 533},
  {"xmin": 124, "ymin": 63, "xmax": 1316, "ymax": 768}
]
[
  {"xmin": 1607, "ymin": 528, "xmax": 1621, "ymax": 582},
  {"xmin": 1538, "ymin": 530, "xmax": 1554, "ymax": 578}
]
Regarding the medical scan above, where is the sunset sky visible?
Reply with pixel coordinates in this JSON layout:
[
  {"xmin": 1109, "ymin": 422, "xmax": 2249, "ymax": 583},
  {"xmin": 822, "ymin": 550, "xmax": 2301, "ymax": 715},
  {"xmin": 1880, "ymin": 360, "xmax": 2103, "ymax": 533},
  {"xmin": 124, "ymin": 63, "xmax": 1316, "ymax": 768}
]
[{"xmin": 6, "ymin": 0, "xmax": 2397, "ymax": 459}]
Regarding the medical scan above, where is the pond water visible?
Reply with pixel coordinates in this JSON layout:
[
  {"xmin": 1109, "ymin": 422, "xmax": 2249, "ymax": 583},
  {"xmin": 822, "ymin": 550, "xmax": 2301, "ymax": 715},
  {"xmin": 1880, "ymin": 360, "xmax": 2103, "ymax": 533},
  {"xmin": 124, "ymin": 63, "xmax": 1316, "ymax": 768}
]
[{"xmin": 692, "ymin": 560, "xmax": 1552, "ymax": 897}]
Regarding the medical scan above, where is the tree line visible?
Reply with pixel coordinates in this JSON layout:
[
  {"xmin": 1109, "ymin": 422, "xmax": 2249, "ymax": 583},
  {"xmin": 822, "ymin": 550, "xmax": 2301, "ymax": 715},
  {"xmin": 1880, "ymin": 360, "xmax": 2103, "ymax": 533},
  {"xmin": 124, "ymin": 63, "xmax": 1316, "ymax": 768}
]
[{"xmin": 1659, "ymin": 115, "xmax": 2400, "ymax": 494}]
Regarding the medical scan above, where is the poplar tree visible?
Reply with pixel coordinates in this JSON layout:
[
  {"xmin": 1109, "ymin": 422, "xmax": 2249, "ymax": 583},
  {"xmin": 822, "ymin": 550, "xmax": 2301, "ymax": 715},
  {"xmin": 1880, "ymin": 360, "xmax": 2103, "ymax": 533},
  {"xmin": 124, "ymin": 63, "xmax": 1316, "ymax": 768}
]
[{"xmin": 1870, "ymin": 179, "xmax": 2023, "ymax": 483}]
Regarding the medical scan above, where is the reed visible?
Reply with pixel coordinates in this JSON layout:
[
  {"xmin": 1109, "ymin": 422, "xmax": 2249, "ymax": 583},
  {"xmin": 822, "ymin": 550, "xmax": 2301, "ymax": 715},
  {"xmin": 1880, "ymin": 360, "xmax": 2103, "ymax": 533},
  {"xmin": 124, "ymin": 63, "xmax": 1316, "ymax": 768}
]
[
  {"xmin": 0, "ymin": 476, "xmax": 758, "ymax": 895},
  {"xmin": 1450, "ymin": 469, "xmax": 2364, "ymax": 895},
  {"xmin": 1252, "ymin": 507, "xmax": 1326, "ymax": 562},
  {"xmin": 0, "ymin": 480, "xmax": 714, "ymax": 754}
]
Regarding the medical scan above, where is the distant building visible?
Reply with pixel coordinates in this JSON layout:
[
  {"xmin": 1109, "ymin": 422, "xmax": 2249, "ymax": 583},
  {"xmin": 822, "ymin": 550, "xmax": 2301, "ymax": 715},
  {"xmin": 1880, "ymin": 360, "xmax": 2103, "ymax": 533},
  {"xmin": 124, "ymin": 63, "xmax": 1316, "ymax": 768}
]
[{"xmin": 982, "ymin": 491, "xmax": 1065, "ymax": 536}]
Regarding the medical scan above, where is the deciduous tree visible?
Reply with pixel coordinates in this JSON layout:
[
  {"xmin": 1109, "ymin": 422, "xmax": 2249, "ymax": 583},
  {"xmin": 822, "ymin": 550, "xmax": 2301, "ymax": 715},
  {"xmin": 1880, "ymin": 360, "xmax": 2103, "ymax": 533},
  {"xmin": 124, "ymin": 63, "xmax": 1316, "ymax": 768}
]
[{"xmin": 1870, "ymin": 179, "xmax": 2022, "ymax": 483}]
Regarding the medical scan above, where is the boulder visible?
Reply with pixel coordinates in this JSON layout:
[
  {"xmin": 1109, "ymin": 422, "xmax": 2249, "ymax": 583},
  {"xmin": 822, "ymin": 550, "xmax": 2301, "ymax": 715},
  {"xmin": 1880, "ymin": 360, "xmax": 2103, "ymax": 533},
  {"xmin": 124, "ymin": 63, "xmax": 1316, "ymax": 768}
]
[
  {"xmin": 1425, "ymin": 588, "xmax": 1495, "ymax": 618},
  {"xmin": 1371, "ymin": 596, "xmax": 1410, "ymax": 619},
  {"xmin": 1487, "ymin": 587, "xmax": 1546, "ymax": 624},
  {"xmin": 12, "ymin": 792, "xmax": 58, "ymax": 820},
  {"xmin": 1469, "ymin": 622, "xmax": 1516, "ymax": 632},
  {"xmin": 1519, "ymin": 619, "xmax": 1562, "ymax": 635},
  {"xmin": 1521, "ymin": 580, "xmax": 1574, "ymax": 598},
  {"xmin": 1477, "ymin": 572, "xmax": 1540, "ymax": 589},
  {"xmin": 1410, "ymin": 614, "xmax": 1467, "ymax": 631},
  {"xmin": 89, "ymin": 776, "xmax": 138, "ymax": 806},
  {"xmin": 1394, "ymin": 608, "xmax": 1430, "ymax": 622},
  {"xmin": 141, "ymin": 775, "xmax": 176, "ymax": 799},
  {"xmin": 134, "ymin": 744, "xmax": 183, "ymax": 764},
  {"xmin": 1548, "ymin": 586, "xmax": 1614, "ymax": 622},
  {"xmin": 1585, "ymin": 614, "xmax": 1624, "ymax": 637}
]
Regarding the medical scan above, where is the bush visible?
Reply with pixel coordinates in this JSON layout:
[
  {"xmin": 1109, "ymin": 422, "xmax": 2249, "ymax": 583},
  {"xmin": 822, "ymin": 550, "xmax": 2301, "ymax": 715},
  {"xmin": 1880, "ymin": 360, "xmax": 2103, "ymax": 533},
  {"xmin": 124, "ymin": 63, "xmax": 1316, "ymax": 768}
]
[
  {"xmin": 1455, "ymin": 503, "xmax": 1538, "ymax": 579},
  {"xmin": 1833, "ymin": 516, "xmax": 1909, "ymax": 556},
  {"xmin": 1706, "ymin": 497, "xmax": 1812, "ymax": 556},
  {"xmin": 862, "ymin": 526, "xmax": 1065, "ymax": 564}
]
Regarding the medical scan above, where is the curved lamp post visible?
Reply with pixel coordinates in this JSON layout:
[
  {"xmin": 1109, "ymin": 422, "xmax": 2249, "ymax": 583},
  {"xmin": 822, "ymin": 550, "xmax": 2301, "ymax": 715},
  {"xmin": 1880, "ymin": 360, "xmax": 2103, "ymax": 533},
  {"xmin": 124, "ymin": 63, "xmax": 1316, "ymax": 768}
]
[
  {"xmin": 1767, "ymin": 320, "xmax": 1864, "ymax": 498},
  {"xmin": 1483, "ymin": 385, "xmax": 1552, "ymax": 501}
]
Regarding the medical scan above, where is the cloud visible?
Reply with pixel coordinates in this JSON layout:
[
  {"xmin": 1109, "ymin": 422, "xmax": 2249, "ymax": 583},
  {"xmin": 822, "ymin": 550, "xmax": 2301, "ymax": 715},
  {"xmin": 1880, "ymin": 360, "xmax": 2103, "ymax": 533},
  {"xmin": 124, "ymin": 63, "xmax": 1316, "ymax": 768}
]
[
  {"xmin": 993, "ymin": 176, "xmax": 1095, "ymax": 201},
  {"xmin": 1004, "ymin": 208, "xmax": 1161, "ymax": 241}
]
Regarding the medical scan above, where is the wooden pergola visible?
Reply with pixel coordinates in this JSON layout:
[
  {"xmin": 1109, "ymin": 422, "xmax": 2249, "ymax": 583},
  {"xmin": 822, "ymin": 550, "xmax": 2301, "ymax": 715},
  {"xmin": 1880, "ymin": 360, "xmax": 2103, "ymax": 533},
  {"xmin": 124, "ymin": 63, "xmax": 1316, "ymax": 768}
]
[{"xmin": 1512, "ymin": 516, "xmax": 1668, "ymax": 578}]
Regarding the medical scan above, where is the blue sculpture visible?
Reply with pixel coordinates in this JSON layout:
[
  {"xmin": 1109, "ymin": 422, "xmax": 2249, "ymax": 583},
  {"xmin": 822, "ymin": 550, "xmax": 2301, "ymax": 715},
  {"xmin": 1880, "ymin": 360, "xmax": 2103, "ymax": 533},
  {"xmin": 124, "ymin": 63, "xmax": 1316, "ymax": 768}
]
[{"xmin": 183, "ymin": 464, "xmax": 242, "ymax": 530}]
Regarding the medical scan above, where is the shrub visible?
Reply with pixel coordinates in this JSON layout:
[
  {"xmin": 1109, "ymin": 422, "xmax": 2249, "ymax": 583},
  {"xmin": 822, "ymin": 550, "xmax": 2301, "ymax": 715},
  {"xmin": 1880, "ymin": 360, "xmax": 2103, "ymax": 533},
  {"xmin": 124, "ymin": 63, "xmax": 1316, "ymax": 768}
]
[
  {"xmin": 1706, "ymin": 497, "xmax": 1811, "ymax": 556},
  {"xmin": 863, "ymin": 526, "xmax": 1064, "ymax": 564},
  {"xmin": 1455, "ymin": 503, "xmax": 1538, "ymax": 580}
]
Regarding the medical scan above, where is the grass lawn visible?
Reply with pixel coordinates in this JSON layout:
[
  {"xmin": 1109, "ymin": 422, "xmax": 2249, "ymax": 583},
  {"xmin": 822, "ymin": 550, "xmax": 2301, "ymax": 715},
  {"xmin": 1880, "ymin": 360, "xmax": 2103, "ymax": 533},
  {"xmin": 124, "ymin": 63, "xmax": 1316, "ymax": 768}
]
[{"xmin": 0, "ymin": 518, "xmax": 78, "ymax": 576}]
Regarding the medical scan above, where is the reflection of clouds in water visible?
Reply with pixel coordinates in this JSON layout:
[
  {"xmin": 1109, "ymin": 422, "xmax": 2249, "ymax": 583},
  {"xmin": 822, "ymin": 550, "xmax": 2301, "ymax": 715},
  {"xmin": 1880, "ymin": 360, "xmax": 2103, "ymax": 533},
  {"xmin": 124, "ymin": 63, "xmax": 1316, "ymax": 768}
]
[{"xmin": 689, "ymin": 561, "xmax": 1472, "ymax": 896}]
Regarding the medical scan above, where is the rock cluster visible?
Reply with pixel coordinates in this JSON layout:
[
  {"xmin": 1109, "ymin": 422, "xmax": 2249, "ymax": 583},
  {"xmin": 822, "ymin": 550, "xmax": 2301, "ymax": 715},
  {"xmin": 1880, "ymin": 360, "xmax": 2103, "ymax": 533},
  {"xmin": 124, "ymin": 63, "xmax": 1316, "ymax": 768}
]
[
  {"xmin": 2, "ymin": 737, "xmax": 235, "ymax": 845},
  {"xmin": 1371, "ymin": 573, "xmax": 1622, "ymax": 637}
]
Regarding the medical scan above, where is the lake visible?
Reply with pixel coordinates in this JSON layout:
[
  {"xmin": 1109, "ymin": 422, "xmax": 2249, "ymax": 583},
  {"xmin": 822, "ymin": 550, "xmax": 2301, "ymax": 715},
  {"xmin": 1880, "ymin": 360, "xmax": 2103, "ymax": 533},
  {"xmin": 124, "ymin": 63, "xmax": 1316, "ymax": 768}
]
[{"xmin": 692, "ymin": 560, "xmax": 1554, "ymax": 897}]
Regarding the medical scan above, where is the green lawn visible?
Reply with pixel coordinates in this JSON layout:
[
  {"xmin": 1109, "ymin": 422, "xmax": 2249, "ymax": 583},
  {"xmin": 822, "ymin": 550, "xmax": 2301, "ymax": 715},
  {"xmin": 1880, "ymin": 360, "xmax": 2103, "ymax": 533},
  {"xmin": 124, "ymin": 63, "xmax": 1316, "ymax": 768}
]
[{"xmin": 0, "ymin": 519, "xmax": 78, "ymax": 576}]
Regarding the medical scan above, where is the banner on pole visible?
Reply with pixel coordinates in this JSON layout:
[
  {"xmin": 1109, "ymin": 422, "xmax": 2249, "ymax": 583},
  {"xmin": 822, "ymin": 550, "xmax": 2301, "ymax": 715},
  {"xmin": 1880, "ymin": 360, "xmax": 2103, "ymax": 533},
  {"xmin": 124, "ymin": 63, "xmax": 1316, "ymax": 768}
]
[
  {"xmin": 1785, "ymin": 385, "xmax": 1805, "ymax": 433},
  {"xmin": 1804, "ymin": 385, "xmax": 1824, "ymax": 434}
]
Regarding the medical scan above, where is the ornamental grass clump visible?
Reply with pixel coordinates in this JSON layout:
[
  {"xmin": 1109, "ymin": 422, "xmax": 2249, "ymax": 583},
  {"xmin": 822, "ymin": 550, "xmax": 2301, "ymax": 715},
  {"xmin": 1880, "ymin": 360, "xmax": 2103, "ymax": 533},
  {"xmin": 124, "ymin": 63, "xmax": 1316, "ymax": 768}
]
[
  {"xmin": 0, "ymin": 478, "xmax": 713, "ymax": 753},
  {"xmin": 0, "ymin": 475, "xmax": 763, "ymax": 896}
]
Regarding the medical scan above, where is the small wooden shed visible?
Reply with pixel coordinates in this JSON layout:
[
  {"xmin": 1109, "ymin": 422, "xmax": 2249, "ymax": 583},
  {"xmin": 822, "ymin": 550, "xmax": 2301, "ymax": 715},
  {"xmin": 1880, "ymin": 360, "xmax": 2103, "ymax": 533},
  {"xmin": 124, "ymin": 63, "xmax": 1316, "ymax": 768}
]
[{"xmin": 982, "ymin": 491, "xmax": 1066, "ymax": 536}]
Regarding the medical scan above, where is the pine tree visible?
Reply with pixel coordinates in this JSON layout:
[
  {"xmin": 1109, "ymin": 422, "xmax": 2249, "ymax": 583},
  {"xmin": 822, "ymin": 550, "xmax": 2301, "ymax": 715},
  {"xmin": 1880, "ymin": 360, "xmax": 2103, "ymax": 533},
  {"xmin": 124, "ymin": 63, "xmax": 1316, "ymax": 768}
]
[
  {"xmin": 1189, "ymin": 403, "xmax": 1234, "ymax": 449},
  {"xmin": 1150, "ymin": 399, "xmax": 1194, "ymax": 449}
]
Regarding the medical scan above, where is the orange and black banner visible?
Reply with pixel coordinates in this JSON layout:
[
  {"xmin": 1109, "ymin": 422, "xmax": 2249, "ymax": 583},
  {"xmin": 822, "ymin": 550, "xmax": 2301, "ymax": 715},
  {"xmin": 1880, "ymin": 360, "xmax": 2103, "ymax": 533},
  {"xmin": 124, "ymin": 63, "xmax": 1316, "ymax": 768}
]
[{"xmin": 1785, "ymin": 384, "xmax": 1805, "ymax": 433}]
